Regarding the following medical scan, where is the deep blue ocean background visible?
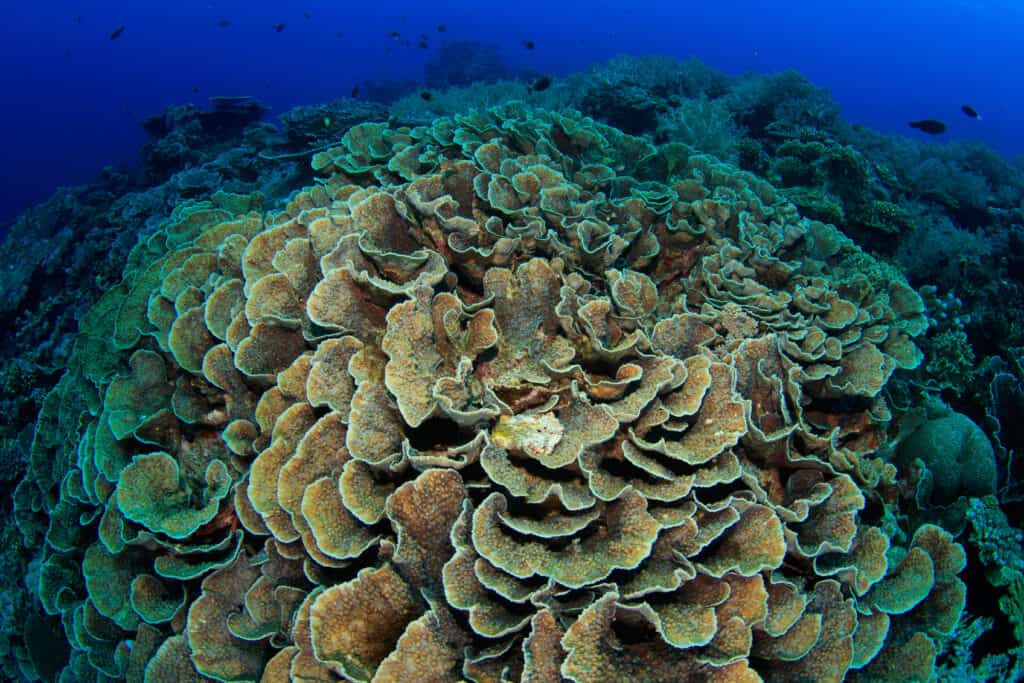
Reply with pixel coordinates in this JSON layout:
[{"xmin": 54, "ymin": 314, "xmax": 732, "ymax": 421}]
[{"xmin": 0, "ymin": 0, "xmax": 1021, "ymax": 227}]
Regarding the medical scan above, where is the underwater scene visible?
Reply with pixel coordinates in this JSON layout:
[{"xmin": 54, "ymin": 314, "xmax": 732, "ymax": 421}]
[{"xmin": 1, "ymin": 1, "xmax": 1023, "ymax": 681}]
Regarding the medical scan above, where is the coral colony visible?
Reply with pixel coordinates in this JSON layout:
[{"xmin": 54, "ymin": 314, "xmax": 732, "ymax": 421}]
[
  {"xmin": 14, "ymin": 104, "xmax": 966, "ymax": 681},
  {"xmin": 3, "ymin": 57, "xmax": 1023, "ymax": 683}
]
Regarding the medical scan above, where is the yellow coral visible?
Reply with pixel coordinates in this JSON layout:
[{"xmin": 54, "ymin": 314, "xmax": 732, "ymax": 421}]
[{"xmin": 14, "ymin": 105, "xmax": 955, "ymax": 683}]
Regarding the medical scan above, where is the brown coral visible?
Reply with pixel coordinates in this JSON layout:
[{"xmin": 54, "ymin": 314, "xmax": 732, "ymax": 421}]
[{"xmin": 14, "ymin": 104, "xmax": 957, "ymax": 683}]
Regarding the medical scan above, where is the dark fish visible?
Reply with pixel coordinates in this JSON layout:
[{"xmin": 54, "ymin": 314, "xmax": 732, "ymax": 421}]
[
  {"xmin": 273, "ymin": 22, "xmax": 286, "ymax": 33},
  {"xmin": 303, "ymin": 11, "xmax": 311, "ymax": 19},
  {"xmin": 437, "ymin": 24, "xmax": 446, "ymax": 32},
  {"xmin": 351, "ymin": 84, "xmax": 360, "ymax": 98},
  {"xmin": 192, "ymin": 86, "xmax": 199, "ymax": 93},
  {"xmin": 109, "ymin": 25, "xmax": 125, "ymax": 40},
  {"xmin": 389, "ymin": 31, "xmax": 400, "ymax": 39},
  {"xmin": 420, "ymin": 91, "xmax": 433, "ymax": 101},
  {"xmin": 75, "ymin": 15, "xmax": 82, "ymax": 24},
  {"xmin": 336, "ymin": 31, "xmax": 344, "ymax": 38},
  {"xmin": 418, "ymin": 39, "xmax": 429, "ymax": 48},
  {"xmin": 217, "ymin": 19, "xmax": 230, "ymax": 28},
  {"xmin": 523, "ymin": 39, "xmax": 535, "ymax": 49},
  {"xmin": 531, "ymin": 75, "xmax": 552, "ymax": 92},
  {"xmin": 961, "ymin": 104, "xmax": 981, "ymax": 119},
  {"xmin": 909, "ymin": 119, "xmax": 946, "ymax": 135}
]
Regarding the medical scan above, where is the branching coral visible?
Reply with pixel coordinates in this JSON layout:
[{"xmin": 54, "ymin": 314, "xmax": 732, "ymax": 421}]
[{"xmin": 13, "ymin": 103, "xmax": 960, "ymax": 682}]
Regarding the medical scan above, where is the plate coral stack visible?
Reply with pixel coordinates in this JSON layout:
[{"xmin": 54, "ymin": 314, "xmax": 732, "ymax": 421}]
[{"xmin": 14, "ymin": 104, "xmax": 963, "ymax": 682}]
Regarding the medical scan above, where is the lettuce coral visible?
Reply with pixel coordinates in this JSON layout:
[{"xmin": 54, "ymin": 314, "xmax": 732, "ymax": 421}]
[{"xmin": 14, "ymin": 103, "xmax": 962, "ymax": 682}]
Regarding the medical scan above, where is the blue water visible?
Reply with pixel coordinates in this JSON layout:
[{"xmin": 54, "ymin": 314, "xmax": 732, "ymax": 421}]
[{"xmin": 1, "ymin": 0, "xmax": 1021, "ymax": 224}]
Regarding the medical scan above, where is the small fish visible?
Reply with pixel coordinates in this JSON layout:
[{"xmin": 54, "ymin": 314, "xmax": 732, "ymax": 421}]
[
  {"xmin": 217, "ymin": 19, "xmax": 230, "ymax": 28},
  {"xmin": 908, "ymin": 119, "xmax": 946, "ymax": 135},
  {"xmin": 336, "ymin": 31, "xmax": 344, "ymax": 38},
  {"xmin": 75, "ymin": 15, "xmax": 83, "ymax": 25},
  {"xmin": 437, "ymin": 24, "xmax": 446, "ymax": 32},
  {"xmin": 303, "ymin": 11, "xmax": 311, "ymax": 19},
  {"xmin": 523, "ymin": 39, "xmax": 535, "ymax": 49},
  {"xmin": 109, "ymin": 25, "xmax": 125, "ymax": 40},
  {"xmin": 531, "ymin": 75, "xmax": 552, "ymax": 92},
  {"xmin": 420, "ymin": 90, "xmax": 433, "ymax": 101},
  {"xmin": 351, "ymin": 84, "xmax": 360, "ymax": 97},
  {"xmin": 323, "ymin": 116, "xmax": 331, "ymax": 127},
  {"xmin": 273, "ymin": 22, "xmax": 286, "ymax": 33},
  {"xmin": 418, "ymin": 39, "xmax": 429, "ymax": 48},
  {"xmin": 192, "ymin": 86, "xmax": 199, "ymax": 93},
  {"xmin": 961, "ymin": 104, "xmax": 981, "ymax": 120},
  {"xmin": 389, "ymin": 31, "xmax": 401, "ymax": 39}
]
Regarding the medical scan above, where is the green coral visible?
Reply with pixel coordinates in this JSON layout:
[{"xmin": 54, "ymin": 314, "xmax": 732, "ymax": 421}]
[
  {"xmin": 849, "ymin": 200, "xmax": 913, "ymax": 235},
  {"xmin": 936, "ymin": 579, "xmax": 1024, "ymax": 683},
  {"xmin": 782, "ymin": 185, "xmax": 845, "ymax": 224},
  {"xmin": 655, "ymin": 97, "xmax": 740, "ymax": 161},
  {"xmin": 998, "ymin": 579, "xmax": 1024, "ymax": 680},
  {"xmin": 774, "ymin": 153, "xmax": 816, "ymax": 185},
  {"xmin": 930, "ymin": 498, "xmax": 1024, "ymax": 681},
  {"xmin": 117, "ymin": 453, "xmax": 231, "ymax": 539},
  {"xmin": 894, "ymin": 412, "xmax": 997, "ymax": 506},
  {"xmin": 933, "ymin": 614, "xmax": 1010, "ymax": 682},
  {"xmin": 966, "ymin": 495, "xmax": 1024, "ymax": 587},
  {"xmin": 773, "ymin": 137, "xmax": 871, "ymax": 200},
  {"xmin": 924, "ymin": 328, "xmax": 978, "ymax": 393}
]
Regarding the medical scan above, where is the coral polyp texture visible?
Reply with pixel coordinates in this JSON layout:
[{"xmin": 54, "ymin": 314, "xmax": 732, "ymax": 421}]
[{"xmin": 14, "ymin": 103, "xmax": 962, "ymax": 683}]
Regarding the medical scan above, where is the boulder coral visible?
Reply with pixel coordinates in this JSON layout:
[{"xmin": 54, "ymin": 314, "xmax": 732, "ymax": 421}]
[
  {"xmin": 14, "ymin": 103, "xmax": 962, "ymax": 682},
  {"xmin": 894, "ymin": 411, "xmax": 997, "ymax": 507}
]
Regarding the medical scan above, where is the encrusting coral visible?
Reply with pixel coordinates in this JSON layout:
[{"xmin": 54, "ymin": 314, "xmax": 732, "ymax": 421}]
[{"xmin": 13, "ymin": 102, "xmax": 963, "ymax": 682}]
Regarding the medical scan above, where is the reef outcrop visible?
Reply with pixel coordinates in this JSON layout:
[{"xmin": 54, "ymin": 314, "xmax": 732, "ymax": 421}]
[{"xmin": 13, "ymin": 103, "xmax": 962, "ymax": 682}]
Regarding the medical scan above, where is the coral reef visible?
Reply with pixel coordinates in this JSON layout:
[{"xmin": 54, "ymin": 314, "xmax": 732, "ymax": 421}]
[
  {"xmin": 10, "ymin": 104, "xmax": 965, "ymax": 682},
  {"xmin": 574, "ymin": 56, "xmax": 729, "ymax": 136},
  {"xmin": 424, "ymin": 41, "xmax": 529, "ymax": 90},
  {"xmin": 983, "ymin": 356, "xmax": 1024, "ymax": 504},
  {"xmin": 386, "ymin": 56, "xmax": 1024, "ymax": 371},
  {"xmin": 275, "ymin": 99, "xmax": 390, "ymax": 151},
  {"xmin": 390, "ymin": 80, "xmax": 536, "ymax": 128},
  {"xmin": 654, "ymin": 98, "xmax": 740, "ymax": 163},
  {"xmin": 140, "ymin": 98, "xmax": 271, "ymax": 184},
  {"xmin": 932, "ymin": 497, "xmax": 1024, "ymax": 681},
  {"xmin": 0, "ymin": 97, "xmax": 323, "ymax": 489},
  {"xmin": 2, "ymin": 52, "xmax": 1023, "ymax": 681}
]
